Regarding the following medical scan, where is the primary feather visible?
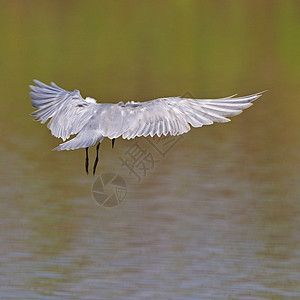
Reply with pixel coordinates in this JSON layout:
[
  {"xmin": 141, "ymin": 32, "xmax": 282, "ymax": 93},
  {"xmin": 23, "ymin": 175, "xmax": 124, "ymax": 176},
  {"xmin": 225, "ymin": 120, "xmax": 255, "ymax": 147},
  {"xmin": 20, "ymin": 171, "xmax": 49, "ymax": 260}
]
[{"xmin": 30, "ymin": 80, "xmax": 263, "ymax": 151}]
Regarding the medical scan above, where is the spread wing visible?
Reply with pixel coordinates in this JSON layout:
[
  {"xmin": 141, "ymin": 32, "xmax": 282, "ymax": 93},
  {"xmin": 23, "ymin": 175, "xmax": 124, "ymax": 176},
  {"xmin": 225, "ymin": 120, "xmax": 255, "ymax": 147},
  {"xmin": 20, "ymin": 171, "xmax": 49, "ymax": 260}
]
[
  {"xmin": 30, "ymin": 80, "xmax": 263, "ymax": 151},
  {"xmin": 94, "ymin": 92, "xmax": 263, "ymax": 140},
  {"xmin": 30, "ymin": 79, "xmax": 97, "ymax": 141}
]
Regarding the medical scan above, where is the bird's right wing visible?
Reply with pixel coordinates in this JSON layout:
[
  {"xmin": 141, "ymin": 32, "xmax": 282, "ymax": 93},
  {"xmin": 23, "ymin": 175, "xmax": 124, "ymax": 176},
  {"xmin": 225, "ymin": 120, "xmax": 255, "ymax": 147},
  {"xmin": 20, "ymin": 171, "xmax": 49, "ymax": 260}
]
[
  {"xmin": 30, "ymin": 80, "xmax": 97, "ymax": 141},
  {"xmin": 94, "ymin": 92, "xmax": 263, "ymax": 140}
]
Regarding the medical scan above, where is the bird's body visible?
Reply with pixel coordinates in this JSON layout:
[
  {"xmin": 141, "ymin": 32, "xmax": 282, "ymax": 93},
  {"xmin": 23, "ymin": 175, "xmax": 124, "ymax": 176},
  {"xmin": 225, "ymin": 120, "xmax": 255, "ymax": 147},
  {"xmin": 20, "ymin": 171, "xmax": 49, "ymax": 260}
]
[{"xmin": 30, "ymin": 80, "xmax": 264, "ymax": 174}]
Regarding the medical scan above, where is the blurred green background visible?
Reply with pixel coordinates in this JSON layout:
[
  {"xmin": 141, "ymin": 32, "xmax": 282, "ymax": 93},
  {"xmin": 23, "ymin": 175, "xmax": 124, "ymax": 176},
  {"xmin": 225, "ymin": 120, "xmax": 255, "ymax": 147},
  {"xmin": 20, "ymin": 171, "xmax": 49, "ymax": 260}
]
[{"xmin": 0, "ymin": 1, "xmax": 299, "ymax": 299}]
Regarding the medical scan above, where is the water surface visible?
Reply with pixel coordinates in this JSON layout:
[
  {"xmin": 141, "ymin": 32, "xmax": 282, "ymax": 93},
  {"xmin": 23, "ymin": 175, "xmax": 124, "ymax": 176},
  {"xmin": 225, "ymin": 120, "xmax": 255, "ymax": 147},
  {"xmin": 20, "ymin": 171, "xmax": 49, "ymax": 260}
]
[{"xmin": 0, "ymin": 1, "xmax": 299, "ymax": 299}]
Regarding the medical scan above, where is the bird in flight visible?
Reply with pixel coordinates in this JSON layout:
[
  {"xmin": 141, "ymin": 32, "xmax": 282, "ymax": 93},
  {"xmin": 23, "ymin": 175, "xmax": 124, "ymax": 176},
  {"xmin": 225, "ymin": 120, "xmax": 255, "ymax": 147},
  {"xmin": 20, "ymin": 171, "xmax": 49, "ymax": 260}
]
[{"xmin": 30, "ymin": 80, "xmax": 264, "ymax": 175}]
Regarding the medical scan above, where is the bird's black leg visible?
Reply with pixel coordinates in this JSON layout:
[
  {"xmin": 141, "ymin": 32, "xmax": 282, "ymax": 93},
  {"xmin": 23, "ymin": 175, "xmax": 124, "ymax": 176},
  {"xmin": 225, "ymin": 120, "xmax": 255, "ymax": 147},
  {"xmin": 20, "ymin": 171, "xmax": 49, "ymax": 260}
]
[
  {"xmin": 93, "ymin": 142, "xmax": 101, "ymax": 175},
  {"xmin": 85, "ymin": 147, "xmax": 89, "ymax": 174},
  {"xmin": 112, "ymin": 138, "xmax": 115, "ymax": 149}
]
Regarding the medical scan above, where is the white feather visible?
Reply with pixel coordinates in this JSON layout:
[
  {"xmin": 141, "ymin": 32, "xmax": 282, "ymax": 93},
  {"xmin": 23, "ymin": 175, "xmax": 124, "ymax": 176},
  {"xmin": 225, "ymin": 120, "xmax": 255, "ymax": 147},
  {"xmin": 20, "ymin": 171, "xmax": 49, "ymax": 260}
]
[{"xmin": 30, "ymin": 80, "xmax": 264, "ymax": 151}]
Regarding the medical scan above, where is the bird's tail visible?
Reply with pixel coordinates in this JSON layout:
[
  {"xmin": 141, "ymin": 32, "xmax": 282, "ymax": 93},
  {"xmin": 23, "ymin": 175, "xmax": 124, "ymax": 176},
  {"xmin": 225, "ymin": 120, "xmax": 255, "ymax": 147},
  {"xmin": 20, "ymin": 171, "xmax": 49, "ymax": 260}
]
[{"xmin": 52, "ymin": 130, "xmax": 104, "ymax": 151}]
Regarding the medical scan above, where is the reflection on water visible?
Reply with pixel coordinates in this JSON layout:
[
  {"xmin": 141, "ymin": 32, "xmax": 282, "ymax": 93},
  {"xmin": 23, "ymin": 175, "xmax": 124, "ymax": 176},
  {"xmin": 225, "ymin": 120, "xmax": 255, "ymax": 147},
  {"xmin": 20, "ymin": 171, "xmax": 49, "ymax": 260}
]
[{"xmin": 0, "ymin": 1, "xmax": 300, "ymax": 299}]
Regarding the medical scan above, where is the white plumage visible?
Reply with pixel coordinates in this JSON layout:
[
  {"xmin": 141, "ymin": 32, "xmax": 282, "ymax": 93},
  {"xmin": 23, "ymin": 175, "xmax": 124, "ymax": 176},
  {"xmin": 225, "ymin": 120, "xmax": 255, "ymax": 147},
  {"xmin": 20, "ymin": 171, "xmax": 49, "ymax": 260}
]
[{"xmin": 30, "ymin": 79, "xmax": 263, "ymax": 173}]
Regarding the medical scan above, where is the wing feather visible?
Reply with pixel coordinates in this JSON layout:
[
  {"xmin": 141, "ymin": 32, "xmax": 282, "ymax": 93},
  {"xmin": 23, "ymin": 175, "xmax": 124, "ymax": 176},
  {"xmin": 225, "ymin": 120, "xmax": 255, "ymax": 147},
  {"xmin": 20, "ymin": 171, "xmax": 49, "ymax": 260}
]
[
  {"xmin": 30, "ymin": 79, "xmax": 264, "ymax": 151},
  {"xmin": 94, "ymin": 93, "xmax": 263, "ymax": 139},
  {"xmin": 30, "ymin": 80, "xmax": 97, "ymax": 141}
]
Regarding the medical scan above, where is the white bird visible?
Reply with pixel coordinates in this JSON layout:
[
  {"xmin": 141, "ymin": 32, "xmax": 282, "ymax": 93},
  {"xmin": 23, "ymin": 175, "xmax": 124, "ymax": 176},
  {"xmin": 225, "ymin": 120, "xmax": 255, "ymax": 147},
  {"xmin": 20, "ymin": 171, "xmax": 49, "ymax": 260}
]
[{"xmin": 30, "ymin": 80, "xmax": 264, "ymax": 174}]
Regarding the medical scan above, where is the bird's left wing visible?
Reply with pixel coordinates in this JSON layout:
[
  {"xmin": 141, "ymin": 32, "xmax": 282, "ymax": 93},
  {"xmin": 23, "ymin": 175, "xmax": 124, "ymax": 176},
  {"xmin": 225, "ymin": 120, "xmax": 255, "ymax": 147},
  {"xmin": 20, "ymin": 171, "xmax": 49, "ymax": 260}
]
[{"xmin": 30, "ymin": 80, "xmax": 97, "ymax": 141}]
